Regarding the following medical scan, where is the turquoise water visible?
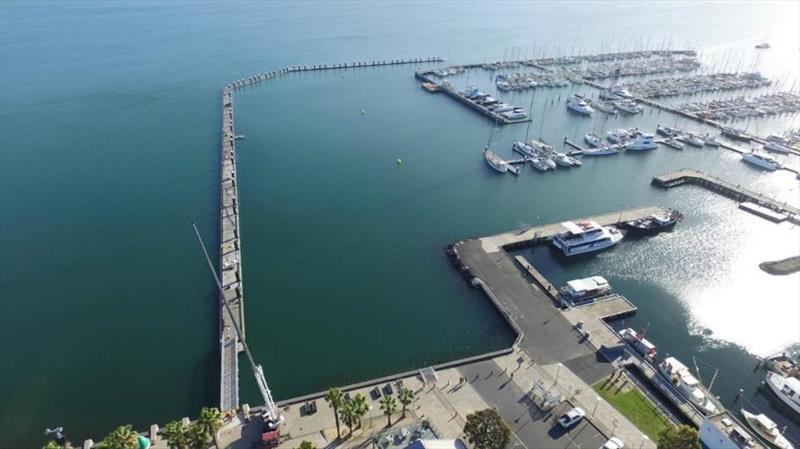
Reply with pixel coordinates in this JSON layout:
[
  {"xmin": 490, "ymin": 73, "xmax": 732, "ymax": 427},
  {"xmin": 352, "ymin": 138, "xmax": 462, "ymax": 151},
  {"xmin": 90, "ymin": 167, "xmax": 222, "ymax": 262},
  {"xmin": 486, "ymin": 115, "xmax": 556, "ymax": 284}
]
[{"xmin": 1, "ymin": 2, "xmax": 799, "ymax": 447}]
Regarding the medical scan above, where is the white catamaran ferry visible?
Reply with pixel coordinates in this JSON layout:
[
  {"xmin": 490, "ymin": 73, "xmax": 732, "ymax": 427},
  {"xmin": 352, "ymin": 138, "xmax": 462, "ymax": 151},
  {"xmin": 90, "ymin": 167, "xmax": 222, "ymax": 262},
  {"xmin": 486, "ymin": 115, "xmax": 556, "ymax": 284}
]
[{"xmin": 551, "ymin": 220, "xmax": 623, "ymax": 256}]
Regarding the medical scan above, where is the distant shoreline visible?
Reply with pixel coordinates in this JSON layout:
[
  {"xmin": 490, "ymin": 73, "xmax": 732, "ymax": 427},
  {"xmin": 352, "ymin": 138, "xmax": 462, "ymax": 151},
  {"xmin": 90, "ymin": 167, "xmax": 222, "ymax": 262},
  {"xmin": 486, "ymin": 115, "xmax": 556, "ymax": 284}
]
[{"xmin": 759, "ymin": 256, "xmax": 800, "ymax": 276}]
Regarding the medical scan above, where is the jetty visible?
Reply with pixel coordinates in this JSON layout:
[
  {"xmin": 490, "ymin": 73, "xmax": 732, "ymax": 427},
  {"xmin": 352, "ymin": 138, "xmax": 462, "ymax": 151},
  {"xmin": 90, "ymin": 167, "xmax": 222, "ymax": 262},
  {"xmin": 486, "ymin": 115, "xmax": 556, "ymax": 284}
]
[{"xmin": 652, "ymin": 169, "xmax": 800, "ymax": 224}]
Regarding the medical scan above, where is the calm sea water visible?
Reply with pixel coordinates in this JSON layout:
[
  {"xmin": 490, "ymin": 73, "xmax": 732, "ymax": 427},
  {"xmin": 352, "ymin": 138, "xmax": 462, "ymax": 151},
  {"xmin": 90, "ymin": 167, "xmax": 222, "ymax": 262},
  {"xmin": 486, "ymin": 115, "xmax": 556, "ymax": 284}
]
[{"xmin": 1, "ymin": 2, "xmax": 798, "ymax": 447}]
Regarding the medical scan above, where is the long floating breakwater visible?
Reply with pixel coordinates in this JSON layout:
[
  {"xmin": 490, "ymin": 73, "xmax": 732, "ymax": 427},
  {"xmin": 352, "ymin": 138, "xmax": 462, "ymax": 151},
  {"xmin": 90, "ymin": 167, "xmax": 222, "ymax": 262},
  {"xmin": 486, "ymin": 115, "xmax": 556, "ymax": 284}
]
[
  {"xmin": 652, "ymin": 169, "xmax": 800, "ymax": 224},
  {"xmin": 230, "ymin": 57, "xmax": 443, "ymax": 90}
]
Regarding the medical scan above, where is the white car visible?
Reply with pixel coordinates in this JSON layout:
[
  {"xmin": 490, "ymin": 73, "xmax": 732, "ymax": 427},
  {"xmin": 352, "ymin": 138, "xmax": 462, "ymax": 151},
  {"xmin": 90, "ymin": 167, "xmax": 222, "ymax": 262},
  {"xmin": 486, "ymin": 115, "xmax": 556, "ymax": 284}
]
[
  {"xmin": 600, "ymin": 437, "xmax": 624, "ymax": 449},
  {"xmin": 557, "ymin": 407, "xmax": 586, "ymax": 428}
]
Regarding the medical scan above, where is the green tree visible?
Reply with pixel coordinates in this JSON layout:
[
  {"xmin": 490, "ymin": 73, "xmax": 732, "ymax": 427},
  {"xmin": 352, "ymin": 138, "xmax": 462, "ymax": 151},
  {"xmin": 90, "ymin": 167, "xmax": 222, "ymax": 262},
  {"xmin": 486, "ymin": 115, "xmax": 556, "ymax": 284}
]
[
  {"xmin": 398, "ymin": 388, "xmax": 414, "ymax": 419},
  {"xmin": 352, "ymin": 393, "xmax": 369, "ymax": 428},
  {"xmin": 98, "ymin": 424, "xmax": 139, "ymax": 449},
  {"xmin": 463, "ymin": 409, "xmax": 511, "ymax": 449},
  {"xmin": 379, "ymin": 395, "xmax": 397, "ymax": 427},
  {"xmin": 657, "ymin": 425, "xmax": 700, "ymax": 449},
  {"xmin": 41, "ymin": 441, "xmax": 62, "ymax": 449},
  {"xmin": 324, "ymin": 388, "xmax": 345, "ymax": 439},
  {"xmin": 196, "ymin": 407, "xmax": 224, "ymax": 449},
  {"xmin": 187, "ymin": 422, "xmax": 210, "ymax": 449},
  {"xmin": 340, "ymin": 398, "xmax": 358, "ymax": 436},
  {"xmin": 296, "ymin": 441, "xmax": 316, "ymax": 449},
  {"xmin": 163, "ymin": 421, "xmax": 190, "ymax": 449}
]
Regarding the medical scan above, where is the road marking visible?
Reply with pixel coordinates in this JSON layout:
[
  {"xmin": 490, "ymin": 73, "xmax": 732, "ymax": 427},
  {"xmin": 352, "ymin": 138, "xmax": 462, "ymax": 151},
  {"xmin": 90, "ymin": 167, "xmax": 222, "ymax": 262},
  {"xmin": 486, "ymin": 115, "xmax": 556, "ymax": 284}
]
[{"xmin": 511, "ymin": 430, "xmax": 530, "ymax": 449}]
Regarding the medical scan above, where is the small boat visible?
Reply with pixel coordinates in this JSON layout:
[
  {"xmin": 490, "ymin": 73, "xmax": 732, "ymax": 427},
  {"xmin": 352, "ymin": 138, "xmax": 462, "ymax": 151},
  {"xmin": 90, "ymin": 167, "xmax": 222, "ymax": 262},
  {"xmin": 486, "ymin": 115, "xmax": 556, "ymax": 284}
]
[
  {"xmin": 609, "ymin": 85, "xmax": 633, "ymax": 98},
  {"xmin": 529, "ymin": 139, "xmax": 554, "ymax": 153},
  {"xmin": 585, "ymin": 133, "xmax": 602, "ymax": 147},
  {"xmin": 656, "ymin": 125, "xmax": 681, "ymax": 137},
  {"xmin": 552, "ymin": 221, "xmax": 623, "ymax": 256},
  {"xmin": 704, "ymin": 134, "xmax": 721, "ymax": 147},
  {"xmin": 512, "ymin": 141, "xmax": 536, "ymax": 157},
  {"xmin": 756, "ymin": 43, "xmax": 771, "ymax": 49},
  {"xmin": 529, "ymin": 157, "xmax": 551, "ymax": 171},
  {"xmin": 615, "ymin": 99, "xmax": 643, "ymax": 114},
  {"xmin": 594, "ymin": 99, "xmax": 618, "ymax": 114},
  {"xmin": 496, "ymin": 81, "xmax": 512, "ymax": 91},
  {"xmin": 234, "ymin": 134, "xmax": 246, "ymax": 140},
  {"xmin": 765, "ymin": 142, "xmax": 792, "ymax": 154},
  {"xmin": 663, "ymin": 138, "xmax": 685, "ymax": 150},
  {"xmin": 566, "ymin": 95, "xmax": 594, "ymax": 115},
  {"xmin": 560, "ymin": 276, "xmax": 612, "ymax": 305},
  {"xmin": 606, "ymin": 129, "xmax": 630, "ymax": 143},
  {"xmin": 742, "ymin": 152, "xmax": 781, "ymax": 171},
  {"xmin": 540, "ymin": 156, "xmax": 557, "ymax": 170},
  {"xmin": 740, "ymin": 409, "xmax": 794, "ymax": 449},
  {"xmin": 490, "ymin": 103, "xmax": 514, "ymax": 113},
  {"xmin": 624, "ymin": 209, "xmax": 683, "ymax": 235},
  {"xmin": 722, "ymin": 127, "xmax": 753, "ymax": 142},
  {"xmin": 765, "ymin": 371, "xmax": 800, "ymax": 416},
  {"xmin": 484, "ymin": 148, "xmax": 509, "ymax": 173},
  {"xmin": 619, "ymin": 328, "xmax": 657, "ymax": 361},
  {"xmin": 502, "ymin": 109, "xmax": 528, "ymax": 120},
  {"xmin": 681, "ymin": 134, "xmax": 705, "ymax": 147},
  {"xmin": 554, "ymin": 152, "xmax": 574, "ymax": 167},
  {"xmin": 583, "ymin": 146, "xmax": 620, "ymax": 156},
  {"xmin": 625, "ymin": 132, "xmax": 658, "ymax": 151},
  {"xmin": 566, "ymin": 155, "xmax": 582, "ymax": 166}
]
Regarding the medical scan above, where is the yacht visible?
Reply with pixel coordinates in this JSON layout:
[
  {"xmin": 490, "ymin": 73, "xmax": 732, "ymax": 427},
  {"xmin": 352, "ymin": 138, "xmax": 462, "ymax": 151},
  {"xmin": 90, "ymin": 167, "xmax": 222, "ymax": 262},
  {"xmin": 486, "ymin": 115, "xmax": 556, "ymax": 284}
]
[
  {"xmin": 540, "ymin": 155, "xmax": 557, "ymax": 170},
  {"xmin": 656, "ymin": 125, "xmax": 681, "ymax": 137},
  {"xmin": 567, "ymin": 155, "xmax": 582, "ymax": 166},
  {"xmin": 484, "ymin": 148, "xmax": 509, "ymax": 173},
  {"xmin": 742, "ymin": 152, "xmax": 781, "ymax": 171},
  {"xmin": 490, "ymin": 103, "xmax": 514, "ymax": 113},
  {"xmin": 585, "ymin": 133, "xmax": 602, "ymax": 147},
  {"xmin": 594, "ymin": 99, "xmax": 618, "ymax": 114},
  {"xmin": 764, "ymin": 142, "xmax": 791, "ymax": 154},
  {"xmin": 512, "ymin": 141, "xmax": 536, "ymax": 157},
  {"xmin": 566, "ymin": 95, "xmax": 594, "ymax": 115},
  {"xmin": 625, "ymin": 132, "xmax": 658, "ymax": 151},
  {"xmin": 529, "ymin": 157, "xmax": 551, "ymax": 171},
  {"xmin": 663, "ymin": 138, "xmax": 685, "ymax": 150},
  {"xmin": 554, "ymin": 152, "xmax": 574, "ymax": 167},
  {"xmin": 766, "ymin": 372, "xmax": 800, "ymax": 416},
  {"xmin": 583, "ymin": 145, "xmax": 620, "ymax": 156},
  {"xmin": 607, "ymin": 129, "xmax": 630, "ymax": 143},
  {"xmin": 615, "ymin": 99, "xmax": 643, "ymax": 114},
  {"xmin": 619, "ymin": 328, "xmax": 657, "ymax": 361},
  {"xmin": 496, "ymin": 80, "xmax": 512, "ymax": 91},
  {"xmin": 704, "ymin": 134, "xmax": 721, "ymax": 147},
  {"xmin": 658, "ymin": 357, "xmax": 718, "ymax": 415},
  {"xmin": 722, "ymin": 127, "xmax": 753, "ymax": 142},
  {"xmin": 609, "ymin": 85, "xmax": 633, "ymax": 98},
  {"xmin": 529, "ymin": 139, "xmax": 554, "ymax": 153},
  {"xmin": 740, "ymin": 409, "xmax": 794, "ymax": 449},
  {"xmin": 478, "ymin": 96, "xmax": 499, "ymax": 107},
  {"xmin": 764, "ymin": 353, "xmax": 800, "ymax": 378},
  {"xmin": 560, "ymin": 276, "xmax": 612, "ymax": 305},
  {"xmin": 681, "ymin": 134, "xmax": 705, "ymax": 147},
  {"xmin": 502, "ymin": 109, "xmax": 528, "ymax": 120},
  {"xmin": 551, "ymin": 220, "xmax": 623, "ymax": 256}
]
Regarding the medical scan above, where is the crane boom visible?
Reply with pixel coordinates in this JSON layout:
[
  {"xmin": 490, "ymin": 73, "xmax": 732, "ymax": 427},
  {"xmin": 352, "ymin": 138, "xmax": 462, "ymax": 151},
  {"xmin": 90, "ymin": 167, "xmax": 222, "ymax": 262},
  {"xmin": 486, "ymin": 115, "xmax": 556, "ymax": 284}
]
[{"xmin": 192, "ymin": 223, "xmax": 281, "ymax": 427}]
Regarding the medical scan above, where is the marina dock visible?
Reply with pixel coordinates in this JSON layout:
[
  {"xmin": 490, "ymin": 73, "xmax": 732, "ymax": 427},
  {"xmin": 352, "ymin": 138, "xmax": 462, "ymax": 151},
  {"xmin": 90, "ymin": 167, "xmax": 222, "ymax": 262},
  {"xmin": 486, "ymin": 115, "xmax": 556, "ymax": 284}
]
[{"xmin": 652, "ymin": 169, "xmax": 800, "ymax": 223}]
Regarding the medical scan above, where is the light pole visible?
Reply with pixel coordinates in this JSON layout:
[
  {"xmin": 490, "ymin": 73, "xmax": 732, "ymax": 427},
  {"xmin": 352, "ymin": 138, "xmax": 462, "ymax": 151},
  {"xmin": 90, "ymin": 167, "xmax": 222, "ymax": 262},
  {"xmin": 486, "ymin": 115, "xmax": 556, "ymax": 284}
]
[
  {"xmin": 369, "ymin": 405, "xmax": 374, "ymax": 429},
  {"xmin": 592, "ymin": 396, "xmax": 601, "ymax": 417},
  {"xmin": 638, "ymin": 434, "xmax": 650, "ymax": 449}
]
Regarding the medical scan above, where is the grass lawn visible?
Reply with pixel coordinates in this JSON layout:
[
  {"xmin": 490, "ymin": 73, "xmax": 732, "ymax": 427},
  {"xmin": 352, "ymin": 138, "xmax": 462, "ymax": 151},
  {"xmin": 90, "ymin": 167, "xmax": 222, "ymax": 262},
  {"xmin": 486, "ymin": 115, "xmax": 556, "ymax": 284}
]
[{"xmin": 593, "ymin": 376, "xmax": 672, "ymax": 441}]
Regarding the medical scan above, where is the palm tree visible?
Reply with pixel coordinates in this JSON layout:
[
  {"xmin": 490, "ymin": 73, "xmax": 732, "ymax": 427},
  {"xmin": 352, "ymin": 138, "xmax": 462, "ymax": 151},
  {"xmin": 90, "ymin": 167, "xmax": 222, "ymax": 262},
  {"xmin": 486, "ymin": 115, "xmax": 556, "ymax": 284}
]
[
  {"xmin": 340, "ymin": 398, "xmax": 358, "ymax": 437},
  {"xmin": 352, "ymin": 393, "xmax": 369, "ymax": 428},
  {"xmin": 98, "ymin": 424, "xmax": 138, "ymax": 449},
  {"xmin": 163, "ymin": 421, "xmax": 190, "ymax": 449},
  {"xmin": 379, "ymin": 396, "xmax": 397, "ymax": 427},
  {"xmin": 398, "ymin": 388, "xmax": 414, "ymax": 419},
  {"xmin": 196, "ymin": 407, "xmax": 224, "ymax": 449},
  {"xmin": 187, "ymin": 422, "xmax": 210, "ymax": 449},
  {"xmin": 324, "ymin": 388, "xmax": 344, "ymax": 439}
]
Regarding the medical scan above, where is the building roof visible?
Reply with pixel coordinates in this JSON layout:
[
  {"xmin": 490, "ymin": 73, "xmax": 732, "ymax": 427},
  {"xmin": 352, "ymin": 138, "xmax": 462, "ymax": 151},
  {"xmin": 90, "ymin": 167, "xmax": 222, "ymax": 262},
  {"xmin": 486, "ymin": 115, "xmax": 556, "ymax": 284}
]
[{"xmin": 406, "ymin": 439, "xmax": 468, "ymax": 449}]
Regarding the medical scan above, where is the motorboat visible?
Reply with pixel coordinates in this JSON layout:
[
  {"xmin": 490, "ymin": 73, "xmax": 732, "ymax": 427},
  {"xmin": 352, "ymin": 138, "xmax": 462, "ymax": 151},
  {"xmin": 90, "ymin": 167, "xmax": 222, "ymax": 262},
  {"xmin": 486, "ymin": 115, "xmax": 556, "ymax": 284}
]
[
  {"xmin": 529, "ymin": 157, "xmax": 551, "ymax": 171},
  {"xmin": 656, "ymin": 125, "xmax": 681, "ymax": 137},
  {"xmin": 566, "ymin": 95, "xmax": 594, "ymax": 115},
  {"xmin": 478, "ymin": 96, "xmax": 499, "ymax": 106},
  {"xmin": 681, "ymin": 134, "xmax": 705, "ymax": 147},
  {"xmin": 624, "ymin": 209, "xmax": 683, "ymax": 235},
  {"xmin": 583, "ymin": 145, "xmax": 620, "ymax": 156},
  {"xmin": 607, "ymin": 129, "xmax": 630, "ymax": 143},
  {"xmin": 585, "ymin": 133, "xmax": 602, "ymax": 147},
  {"xmin": 766, "ymin": 372, "xmax": 800, "ymax": 416},
  {"xmin": 529, "ymin": 139, "xmax": 554, "ymax": 153},
  {"xmin": 551, "ymin": 220, "xmax": 623, "ymax": 256},
  {"xmin": 722, "ymin": 127, "xmax": 753, "ymax": 142},
  {"xmin": 625, "ymin": 132, "xmax": 658, "ymax": 151},
  {"xmin": 619, "ymin": 328, "xmax": 657, "ymax": 361},
  {"xmin": 755, "ymin": 43, "xmax": 771, "ymax": 49},
  {"xmin": 764, "ymin": 142, "xmax": 792, "ymax": 154},
  {"xmin": 658, "ymin": 357, "xmax": 718, "ymax": 415},
  {"xmin": 554, "ymin": 152, "xmax": 574, "ymax": 167},
  {"xmin": 663, "ymin": 138, "xmax": 685, "ymax": 150},
  {"xmin": 742, "ymin": 152, "xmax": 781, "ymax": 171},
  {"xmin": 484, "ymin": 149, "xmax": 509, "ymax": 173},
  {"xmin": 615, "ymin": 99, "xmax": 643, "ymax": 114},
  {"xmin": 594, "ymin": 99, "xmax": 618, "ymax": 114},
  {"xmin": 704, "ymin": 134, "xmax": 721, "ymax": 147},
  {"xmin": 764, "ymin": 353, "xmax": 800, "ymax": 378},
  {"xmin": 609, "ymin": 85, "xmax": 633, "ymax": 98},
  {"xmin": 560, "ymin": 276, "xmax": 612, "ymax": 305},
  {"xmin": 740, "ymin": 409, "xmax": 794, "ymax": 449},
  {"xmin": 539, "ymin": 155, "xmax": 557, "ymax": 170},
  {"xmin": 496, "ymin": 80, "xmax": 512, "ymax": 91},
  {"xmin": 490, "ymin": 103, "xmax": 514, "ymax": 113},
  {"xmin": 567, "ymin": 155, "xmax": 582, "ymax": 166},
  {"xmin": 512, "ymin": 141, "xmax": 536, "ymax": 157},
  {"xmin": 502, "ymin": 109, "xmax": 528, "ymax": 120}
]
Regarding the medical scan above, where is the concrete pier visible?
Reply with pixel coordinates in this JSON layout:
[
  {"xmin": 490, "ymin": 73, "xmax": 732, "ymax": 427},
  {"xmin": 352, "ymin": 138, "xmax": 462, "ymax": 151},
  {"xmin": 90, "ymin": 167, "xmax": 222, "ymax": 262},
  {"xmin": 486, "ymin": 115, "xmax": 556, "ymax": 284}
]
[
  {"xmin": 219, "ymin": 86, "xmax": 243, "ymax": 412},
  {"xmin": 652, "ymin": 169, "xmax": 800, "ymax": 223}
]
